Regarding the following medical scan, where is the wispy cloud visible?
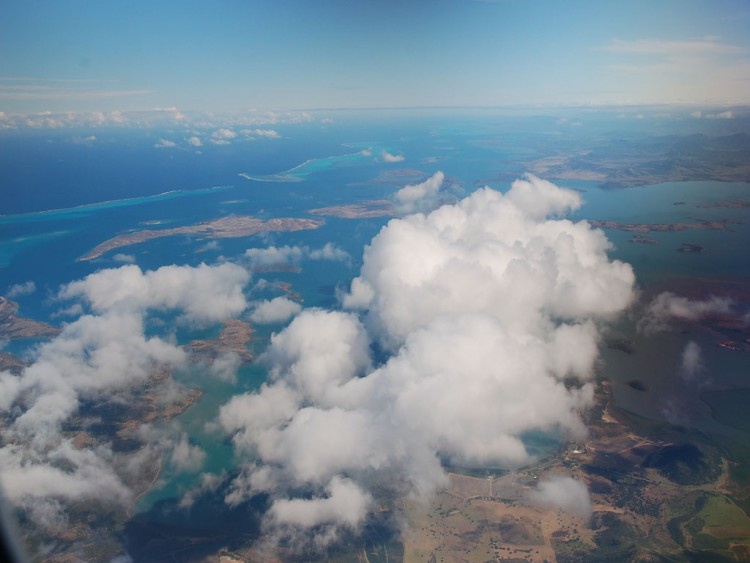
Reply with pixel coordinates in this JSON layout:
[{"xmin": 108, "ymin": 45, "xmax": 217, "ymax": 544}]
[
  {"xmin": 600, "ymin": 37, "xmax": 745, "ymax": 56},
  {"xmin": 0, "ymin": 109, "xmax": 318, "ymax": 131},
  {"xmin": 154, "ymin": 138, "xmax": 177, "ymax": 149},
  {"xmin": 638, "ymin": 292, "xmax": 733, "ymax": 334},
  {"xmin": 0, "ymin": 84, "xmax": 152, "ymax": 101}
]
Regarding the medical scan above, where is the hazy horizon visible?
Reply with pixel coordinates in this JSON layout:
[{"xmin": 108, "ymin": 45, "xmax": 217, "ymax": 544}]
[{"xmin": 2, "ymin": 0, "xmax": 750, "ymax": 116}]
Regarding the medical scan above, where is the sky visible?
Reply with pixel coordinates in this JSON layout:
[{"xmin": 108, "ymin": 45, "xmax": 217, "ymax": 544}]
[{"xmin": 2, "ymin": 0, "xmax": 750, "ymax": 114}]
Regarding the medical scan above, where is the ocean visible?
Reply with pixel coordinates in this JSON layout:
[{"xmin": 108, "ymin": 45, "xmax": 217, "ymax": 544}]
[{"xmin": 2, "ymin": 111, "xmax": 749, "ymax": 521}]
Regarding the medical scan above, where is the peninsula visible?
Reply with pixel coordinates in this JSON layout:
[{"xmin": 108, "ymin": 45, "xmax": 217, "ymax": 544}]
[
  {"xmin": 0, "ymin": 296, "xmax": 60, "ymax": 339},
  {"xmin": 78, "ymin": 215, "xmax": 324, "ymax": 261},
  {"xmin": 523, "ymin": 132, "xmax": 750, "ymax": 190},
  {"xmin": 589, "ymin": 218, "xmax": 738, "ymax": 234},
  {"xmin": 188, "ymin": 319, "xmax": 254, "ymax": 364},
  {"xmin": 309, "ymin": 199, "xmax": 395, "ymax": 219}
]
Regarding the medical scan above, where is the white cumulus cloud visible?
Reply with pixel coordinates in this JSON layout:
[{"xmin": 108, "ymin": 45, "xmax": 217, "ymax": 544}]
[
  {"xmin": 393, "ymin": 171, "xmax": 445, "ymax": 214},
  {"xmin": 218, "ymin": 175, "xmax": 635, "ymax": 549},
  {"xmin": 249, "ymin": 297, "xmax": 302, "ymax": 325},
  {"xmin": 60, "ymin": 262, "xmax": 250, "ymax": 325},
  {"xmin": 381, "ymin": 150, "xmax": 405, "ymax": 163}
]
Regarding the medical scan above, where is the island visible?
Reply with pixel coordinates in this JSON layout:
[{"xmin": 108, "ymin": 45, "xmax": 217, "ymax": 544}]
[
  {"xmin": 78, "ymin": 215, "xmax": 325, "ymax": 261},
  {"xmin": 629, "ymin": 235, "xmax": 659, "ymax": 244},
  {"xmin": 187, "ymin": 319, "xmax": 254, "ymax": 364},
  {"xmin": 309, "ymin": 199, "xmax": 395, "ymax": 219},
  {"xmin": 698, "ymin": 200, "xmax": 750, "ymax": 209},
  {"xmin": 0, "ymin": 352, "xmax": 26, "ymax": 375},
  {"xmin": 396, "ymin": 378, "xmax": 747, "ymax": 562},
  {"xmin": 589, "ymin": 218, "xmax": 738, "ymax": 233},
  {"xmin": 626, "ymin": 379, "xmax": 650, "ymax": 392},
  {"xmin": 678, "ymin": 243, "xmax": 706, "ymax": 253},
  {"xmin": 0, "ymin": 296, "xmax": 60, "ymax": 339},
  {"xmin": 606, "ymin": 337, "xmax": 636, "ymax": 355},
  {"xmin": 348, "ymin": 168, "xmax": 426, "ymax": 186}
]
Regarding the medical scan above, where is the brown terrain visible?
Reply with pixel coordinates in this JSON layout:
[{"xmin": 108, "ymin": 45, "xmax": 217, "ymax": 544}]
[
  {"xmin": 78, "ymin": 215, "xmax": 325, "ymax": 261},
  {"xmin": 0, "ymin": 296, "xmax": 60, "ymax": 339},
  {"xmin": 187, "ymin": 319, "xmax": 255, "ymax": 364},
  {"xmin": 309, "ymin": 199, "xmax": 395, "ymax": 219}
]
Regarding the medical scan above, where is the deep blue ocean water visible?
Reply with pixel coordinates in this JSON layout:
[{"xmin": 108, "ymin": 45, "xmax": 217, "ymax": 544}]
[{"xmin": 1, "ymin": 112, "xmax": 749, "ymax": 514}]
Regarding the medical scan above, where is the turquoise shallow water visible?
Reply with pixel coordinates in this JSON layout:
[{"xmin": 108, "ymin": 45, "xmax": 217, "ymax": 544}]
[{"xmin": 1, "ymin": 114, "xmax": 749, "ymax": 518}]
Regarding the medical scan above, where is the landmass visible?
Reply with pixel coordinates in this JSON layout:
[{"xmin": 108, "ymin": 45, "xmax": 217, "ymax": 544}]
[
  {"xmin": 16, "ymin": 360, "xmax": 206, "ymax": 561},
  {"xmin": 0, "ymin": 352, "xmax": 26, "ymax": 375},
  {"xmin": 251, "ymin": 262, "xmax": 302, "ymax": 274},
  {"xmin": 399, "ymin": 378, "xmax": 750, "ymax": 562},
  {"xmin": 678, "ymin": 243, "xmax": 706, "ymax": 253},
  {"xmin": 309, "ymin": 199, "xmax": 395, "ymax": 219},
  {"xmin": 121, "ymin": 375, "xmax": 750, "ymax": 563},
  {"xmin": 605, "ymin": 338, "xmax": 636, "ymax": 355},
  {"xmin": 589, "ymin": 218, "xmax": 738, "ymax": 234},
  {"xmin": 643, "ymin": 276, "xmax": 750, "ymax": 338},
  {"xmin": 698, "ymin": 200, "xmax": 750, "ymax": 209},
  {"xmin": 520, "ymin": 132, "xmax": 750, "ymax": 190},
  {"xmin": 718, "ymin": 340, "xmax": 750, "ymax": 352},
  {"xmin": 629, "ymin": 235, "xmax": 658, "ymax": 244},
  {"xmin": 348, "ymin": 168, "xmax": 426, "ymax": 186},
  {"xmin": 78, "ymin": 215, "xmax": 325, "ymax": 261},
  {"xmin": 187, "ymin": 319, "xmax": 254, "ymax": 364},
  {"xmin": 0, "ymin": 296, "xmax": 60, "ymax": 339},
  {"xmin": 626, "ymin": 379, "xmax": 650, "ymax": 392}
]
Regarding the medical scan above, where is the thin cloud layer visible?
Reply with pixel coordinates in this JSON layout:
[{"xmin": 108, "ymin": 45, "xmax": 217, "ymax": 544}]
[
  {"xmin": 219, "ymin": 174, "xmax": 635, "ymax": 549},
  {"xmin": 638, "ymin": 292, "xmax": 733, "ymax": 333},
  {"xmin": 527, "ymin": 474, "xmax": 592, "ymax": 520}
]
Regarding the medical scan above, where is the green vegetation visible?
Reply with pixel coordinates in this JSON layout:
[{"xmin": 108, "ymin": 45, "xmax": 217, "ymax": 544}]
[{"xmin": 666, "ymin": 493, "xmax": 750, "ymax": 559}]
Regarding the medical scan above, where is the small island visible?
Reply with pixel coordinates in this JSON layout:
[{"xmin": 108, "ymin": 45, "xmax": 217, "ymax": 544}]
[
  {"xmin": 629, "ymin": 235, "xmax": 659, "ymax": 245},
  {"xmin": 606, "ymin": 338, "xmax": 636, "ymax": 355},
  {"xmin": 0, "ymin": 352, "xmax": 26, "ymax": 375},
  {"xmin": 698, "ymin": 199, "xmax": 750, "ymax": 209},
  {"xmin": 589, "ymin": 218, "xmax": 738, "ymax": 234},
  {"xmin": 188, "ymin": 319, "xmax": 254, "ymax": 364},
  {"xmin": 678, "ymin": 243, "xmax": 705, "ymax": 253},
  {"xmin": 309, "ymin": 199, "xmax": 395, "ymax": 219},
  {"xmin": 78, "ymin": 215, "xmax": 324, "ymax": 261},
  {"xmin": 349, "ymin": 168, "xmax": 426, "ymax": 186},
  {"xmin": 626, "ymin": 379, "xmax": 650, "ymax": 392}
]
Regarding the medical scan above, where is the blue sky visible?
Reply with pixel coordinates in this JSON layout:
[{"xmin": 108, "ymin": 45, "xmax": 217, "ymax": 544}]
[{"xmin": 1, "ymin": 0, "xmax": 750, "ymax": 114}]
